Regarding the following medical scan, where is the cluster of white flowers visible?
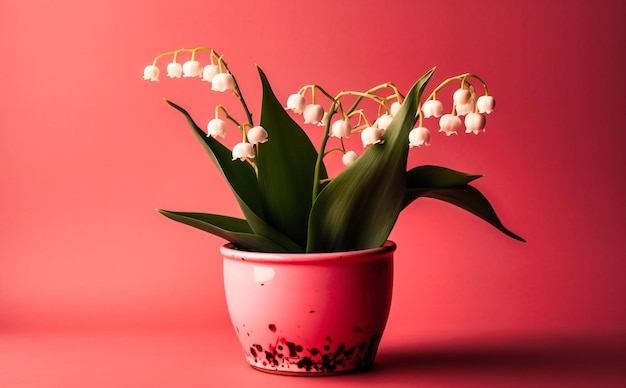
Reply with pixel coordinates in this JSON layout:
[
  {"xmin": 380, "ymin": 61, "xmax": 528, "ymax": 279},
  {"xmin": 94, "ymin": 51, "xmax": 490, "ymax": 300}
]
[
  {"xmin": 144, "ymin": 48, "xmax": 495, "ymax": 168},
  {"xmin": 142, "ymin": 48, "xmax": 236, "ymax": 92},
  {"xmin": 284, "ymin": 78, "xmax": 495, "ymax": 166},
  {"xmin": 144, "ymin": 48, "xmax": 268, "ymax": 162},
  {"xmin": 283, "ymin": 85, "xmax": 411, "ymax": 166},
  {"xmin": 423, "ymin": 88, "xmax": 495, "ymax": 137},
  {"xmin": 206, "ymin": 112, "xmax": 269, "ymax": 162},
  {"xmin": 286, "ymin": 90, "xmax": 404, "ymax": 156}
]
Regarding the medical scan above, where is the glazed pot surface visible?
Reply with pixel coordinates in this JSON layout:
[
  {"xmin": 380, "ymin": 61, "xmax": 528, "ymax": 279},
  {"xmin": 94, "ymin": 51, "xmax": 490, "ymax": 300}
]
[{"xmin": 221, "ymin": 241, "xmax": 395, "ymax": 375}]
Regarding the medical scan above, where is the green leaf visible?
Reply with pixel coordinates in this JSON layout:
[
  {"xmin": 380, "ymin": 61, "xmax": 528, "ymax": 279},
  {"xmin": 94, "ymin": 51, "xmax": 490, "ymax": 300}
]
[
  {"xmin": 164, "ymin": 99, "xmax": 303, "ymax": 252},
  {"xmin": 404, "ymin": 185, "xmax": 526, "ymax": 242},
  {"xmin": 406, "ymin": 165, "xmax": 482, "ymax": 190},
  {"xmin": 306, "ymin": 68, "xmax": 436, "ymax": 252},
  {"xmin": 165, "ymin": 99, "xmax": 262, "ymax": 215},
  {"xmin": 157, "ymin": 210, "xmax": 291, "ymax": 252},
  {"xmin": 256, "ymin": 67, "xmax": 327, "ymax": 249}
]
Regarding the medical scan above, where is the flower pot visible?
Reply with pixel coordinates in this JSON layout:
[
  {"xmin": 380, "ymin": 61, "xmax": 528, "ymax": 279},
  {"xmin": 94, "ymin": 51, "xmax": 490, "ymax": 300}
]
[{"xmin": 221, "ymin": 241, "xmax": 396, "ymax": 376}]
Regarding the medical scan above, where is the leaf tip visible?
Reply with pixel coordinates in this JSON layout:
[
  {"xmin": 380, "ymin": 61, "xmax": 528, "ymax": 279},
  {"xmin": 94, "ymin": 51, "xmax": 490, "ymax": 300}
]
[
  {"xmin": 513, "ymin": 234, "xmax": 527, "ymax": 243},
  {"xmin": 256, "ymin": 65, "xmax": 267, "ymax": 79},
  {"xmin": 157, "ymin": 208, "xmax": 173, "ymax": 217}
]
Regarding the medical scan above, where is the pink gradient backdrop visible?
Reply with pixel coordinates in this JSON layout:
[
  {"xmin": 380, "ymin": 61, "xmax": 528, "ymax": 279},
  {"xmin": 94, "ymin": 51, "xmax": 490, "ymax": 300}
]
[{"xmin": 1, "ymin": 0, "xmax": 625, "ymax": 386}]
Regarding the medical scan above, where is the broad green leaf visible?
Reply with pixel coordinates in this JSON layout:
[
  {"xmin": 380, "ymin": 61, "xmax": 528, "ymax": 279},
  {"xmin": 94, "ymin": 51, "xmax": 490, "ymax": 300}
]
[
  {"xmin": 165, "ymin": 99, "xmax": 262, "ymax": 214},
  {"xmin": 256, "ymin": 67, "xmax": 327, "ymax": 249},
  {"xmin": 158, "ymin": 210, "xmax": 291, "ymax": 252},
  {"xmin": 404, "ymin": 185, "xmax": 525, "ymax": 242},
  {"xmin": 406, "ymin": 165, "xmax": 481, "ymax": 189},
  {"xmin": 306, "ymin": 68, "xmax": 435, "ymax": 252},
  {"xmin": 164, "ymin": 100, "xmax": 303, "ymax": 252}
]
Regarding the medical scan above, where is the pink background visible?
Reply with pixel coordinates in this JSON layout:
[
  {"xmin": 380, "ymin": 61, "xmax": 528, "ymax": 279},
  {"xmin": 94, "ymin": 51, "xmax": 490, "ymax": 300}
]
[{"xmin": 1, "ymin": 0, "xmax": 625, "ymax": 386}]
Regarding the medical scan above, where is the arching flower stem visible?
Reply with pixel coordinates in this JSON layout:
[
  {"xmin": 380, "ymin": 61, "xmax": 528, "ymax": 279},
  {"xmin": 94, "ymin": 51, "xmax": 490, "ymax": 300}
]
[
  {"xmin": 427, "ymin": 73, "xmax": 490, "ymax": 100},
  {"xmin": 240, "ymin": 123, "xmax": 252, "ymax": 142},
  {"xmin": 215, "ymin": 104, "xmax": 244, "ymax": 129},
  {"xmin": 151, "ymin": 50, "xmax": 179, "ymax": 66},
  {"xmin": 323, "ymin": 147, "xmax": 346, "ymax": 158},
  {"xmin": 213, "ymin": 55, "xmax": 253, "ymax": 125},
  {"xmin": 347, "ymin": 109, "xmax": 371, "ymax": 128},
  {"xmin": 298, "ymin": 84, "xmax": 337, "ymax": 105},
  {"xmin": 159, "ymin": 47, "xmax": 255, "ymax": 126}
]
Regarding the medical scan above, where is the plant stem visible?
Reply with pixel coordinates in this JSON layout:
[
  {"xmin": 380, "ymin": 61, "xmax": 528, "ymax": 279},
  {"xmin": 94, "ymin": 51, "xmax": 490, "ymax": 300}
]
[
  {"xmin": 216, "ymin": 105, "xmax": 242, "ymax": 128},
  {"xmin": 312, "ymin": 102, "xmax": 337, "ymax": 201},
  {"xmin": 427, "ymin": 73, "xmax": 490, "ymax": 100},
  {"xmin": 215, "ymin": 55, "xmax": 254, "ymax": 126}
]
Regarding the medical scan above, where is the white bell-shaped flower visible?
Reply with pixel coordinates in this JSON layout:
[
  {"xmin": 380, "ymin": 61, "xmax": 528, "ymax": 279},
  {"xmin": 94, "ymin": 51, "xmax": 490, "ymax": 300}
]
[
  {"xmin": 409, "ymin": 126, "xmax": 431, "ymax": 147},
  {"xmin": 207, "ymin": 118, "xmax": 227, "ymax": 138},
  {"xmin": 247, "ymin": 126, "xmax": 268, "ymax": 145},
  {"xmin": 211, "ymin": 73, "xmax": 236, "ymax": 92},
  {"xmin": 390, "ymin": 101, "xmax": 402, "ymax": 116},
  {"xmin": 285, "ymin": 94, "xmax": 306, "ymax": 114},
  {"xmin": 375, "ymin": 114, "xmax": 394, "ymax": 130},
  {"xmin": 166, "ymin": 62, "xmax": 183, "ymax": 78},
  {"xmin": 477, "ymin": 95, "xmax": 496, "ymax": 114},
  {"xmin": 202, "ymin": 65, "xmax": 219, "ymax": 82},
  {"xmin": 422, "ymin": 99, "xmax": 444, "ymax": 118},
  {"xmin": 361, "ymin": 126, "xmax": 384, "ymax": 147},
  {"xmin": 331, "ymin": 119, "xmax": 351, "ymax": 138},
  {"xmin": 342, "ymin": 150, "xmax": 358, "ymax": 166},
  {"xmin": 317, "ymin": 112, "xmax": 330, "ymax": 127},
  {"xmin": 143, "ymin": 65, "xmax": 160, "ymax": 81},
  {"xmin": 439, "ymin": 114, "xmax": 462, "ymax": 136},
  {"xmin": 455, "ymin": 100, "xmax": 475, "ymax": 116},
  {"xmin": 303, "ymin": 104, "xmax": 324, "ymax": 124},
  {"xmin": 232, "ymin": 142, "xmax": 255, "ymax": 161},
  {"xmin": 182, "ymin": 60, "xmax": 202, "ymax": 77},
  {"xmin": 464, "ymin": 113, "xmax": 486, "ymax": 135},
  {"xmin": 453, "ymin": 88, "xmax": 472, "ymax": 105}
]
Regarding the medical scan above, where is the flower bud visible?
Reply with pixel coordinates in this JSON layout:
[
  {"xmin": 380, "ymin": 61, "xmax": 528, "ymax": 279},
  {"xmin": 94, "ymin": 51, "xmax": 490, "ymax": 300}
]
[
  {"xmin": 453, "ymin": 88, "xmax": 472, "ymax": 105},
  {"xmin": 464, "ymin": 113, "xmax": 486, "ymax": 134},
  {"xmin": 455, "ymin": 100, "xmax": 475, "ymax": 116},
  {"xmin": 439, "ymin": 114, "xmax": 462, "ymax": 136},
  {"xmin": 211, "ymin": 73, "xmax": 236, "ymax": 92},
  {"xmin": 207, "ymin": 118, "xmax": 227, "ymax": 138},
  {"xmin": 375, "ymin": 114, "xmax": 394, "ymax": 130},
  {"xmin": 331, "ymin": 120, "xmax": 351, "ymax": 138},
  {"xmin": 166, "ymin": 62, "xmax": 183, "ymax": 78},
  {"xmin": 409, "ymin": 127, "xmax": 431, "ymax": 147},
  {"xmin": 303, "ymin": 104, "xmax": 324, "ymax": 124},
  {"xmin": 247, "ymin": 126, "xmax": 268, "ymax": 145},
  {"xmin": 182, "ymin": 60, "xmax": 202, "ymax": 77},
  {"xmin": 286, "ymin": 94, "xmax": 306, "ymax": 114},
  {"xmin": 202, "ymin": 65, "xmax": 219, "ymax": 82},
  {"xmin": 232, "ymin": 142, "xmax": 255, "ymax": 161},
  {"xmin": 422, "ymin": 99, "xmax": 444, "ymax": 118},
  {"xmin": 477, "ymin": 95, "xmax": 496, "ymax": 114},
  {"xmin": 342, "ymin": 151, "xmax": 358, "ymax": 166},
  {"xmin": 143, "ymin": 65, "xmax": 160, "ymax": 81},
  {"xmin": 390, "ymin": 101, "xmax": 402, "ymax": 116},
  {"xmin": 361, "ymin": 126, "xmax": 384, "ymax": 147}
]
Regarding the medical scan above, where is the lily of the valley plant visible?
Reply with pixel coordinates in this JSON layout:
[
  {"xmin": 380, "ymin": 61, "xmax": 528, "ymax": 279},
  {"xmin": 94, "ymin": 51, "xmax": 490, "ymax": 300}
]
[{"xmin": 143, "ymin": 47, "xmax": 524, "ymax": 253}]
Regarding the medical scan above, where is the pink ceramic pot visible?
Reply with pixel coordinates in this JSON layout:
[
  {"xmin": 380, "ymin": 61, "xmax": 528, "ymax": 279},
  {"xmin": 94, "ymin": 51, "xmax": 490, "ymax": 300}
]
[{"xmin": 221, "ymin": 241, "xmax": 395, "ymax": 375}]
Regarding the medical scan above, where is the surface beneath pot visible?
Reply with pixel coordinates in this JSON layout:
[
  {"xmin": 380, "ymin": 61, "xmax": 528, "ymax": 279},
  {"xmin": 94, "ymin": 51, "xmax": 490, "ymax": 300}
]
[{"xmin": 2, "ymin": 328, "xmax": 624, "ymax": 387}]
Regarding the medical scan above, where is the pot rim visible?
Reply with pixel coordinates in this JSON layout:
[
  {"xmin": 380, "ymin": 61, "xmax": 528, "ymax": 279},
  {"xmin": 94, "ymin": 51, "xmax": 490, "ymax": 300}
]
[{"xmin": 221, "ymin": 240, "xmax": 396, "ymax": 264}]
